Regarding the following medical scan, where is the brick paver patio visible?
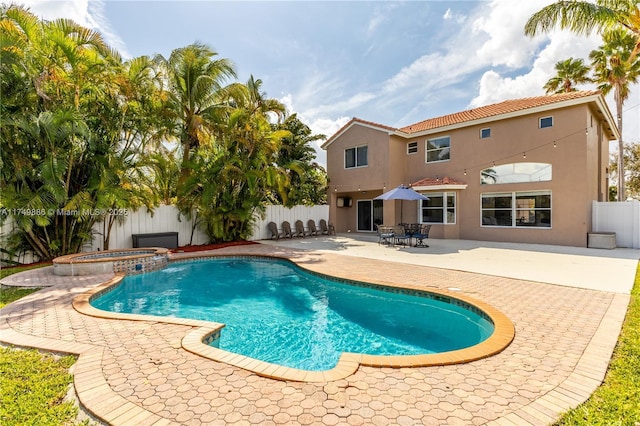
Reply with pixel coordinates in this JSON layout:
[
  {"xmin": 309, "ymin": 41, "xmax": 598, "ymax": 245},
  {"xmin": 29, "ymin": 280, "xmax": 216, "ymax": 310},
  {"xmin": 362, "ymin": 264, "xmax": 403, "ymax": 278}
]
[{"xmin": 0, "ymin": 243, "xmax": 630, "ymax": 425}]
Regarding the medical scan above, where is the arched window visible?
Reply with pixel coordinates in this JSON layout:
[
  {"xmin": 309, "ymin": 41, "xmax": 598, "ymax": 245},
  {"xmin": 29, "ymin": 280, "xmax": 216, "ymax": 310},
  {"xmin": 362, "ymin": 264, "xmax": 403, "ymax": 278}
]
[{"xmin": 481, "ymin": 162, "xmax": 551, "ymax": 185}]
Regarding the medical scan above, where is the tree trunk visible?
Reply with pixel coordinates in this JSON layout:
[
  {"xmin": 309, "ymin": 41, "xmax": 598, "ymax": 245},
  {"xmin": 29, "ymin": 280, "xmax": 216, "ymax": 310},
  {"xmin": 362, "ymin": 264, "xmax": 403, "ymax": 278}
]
[
  {"xmin": 616, "ymin": 89, "xmax": 624, "ymax": 201},
  {"xmin": 25, "ymin": 228, "xmax": 50, "ymax": 260}
]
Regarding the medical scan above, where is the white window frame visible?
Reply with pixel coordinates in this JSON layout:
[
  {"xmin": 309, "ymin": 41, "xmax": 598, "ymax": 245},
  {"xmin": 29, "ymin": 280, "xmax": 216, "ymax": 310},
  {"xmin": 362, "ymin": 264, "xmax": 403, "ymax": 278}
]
[
  {"xmin": 480, "ymin": 128, "xmax": 491, "ymax": 139},
  {"xmin": 539, "ymin": 116, "xmax": 553, "ymax": 128},
  {"xmin": 420, "ymin": 192, "xmax": 456, "ymax": 225},
  {"xmin": 407, "ymin": 141, "xmax": 418, "ymax": 154},
  {"xmin": 481, "ymin": 191, "xmax": 551, "ymax": 228},
  {"xmin": 345, "ymin": 145, "xmax": 368, "ymax": 169},
  {"xmin": 425, "ymin": 136, "xmax": 451, "ymax": 163}
]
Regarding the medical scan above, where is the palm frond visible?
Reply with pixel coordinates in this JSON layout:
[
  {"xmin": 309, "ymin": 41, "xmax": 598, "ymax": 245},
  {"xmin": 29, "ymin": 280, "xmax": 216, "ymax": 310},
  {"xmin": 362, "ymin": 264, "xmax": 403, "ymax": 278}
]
[{"xmin": 525, "ymin": 1, "xmax": 625, "ymax": 37}]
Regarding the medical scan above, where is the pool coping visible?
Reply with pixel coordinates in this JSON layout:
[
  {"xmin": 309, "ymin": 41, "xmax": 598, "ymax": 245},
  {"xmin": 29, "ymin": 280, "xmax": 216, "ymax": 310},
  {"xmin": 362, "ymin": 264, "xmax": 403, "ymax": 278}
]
[
  {"xmin": 54, "ymin": 247, "xmax": 169, "ymax": 264},
  {"xmin": 72, "ymin": 253, "xmax": 515, "ymax": 383}
]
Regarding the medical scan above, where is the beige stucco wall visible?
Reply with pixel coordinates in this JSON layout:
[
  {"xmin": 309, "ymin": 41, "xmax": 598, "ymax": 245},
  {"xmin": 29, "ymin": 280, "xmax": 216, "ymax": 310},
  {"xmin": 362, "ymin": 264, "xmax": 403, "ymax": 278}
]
[
  {"xmin": 325, "ymin": 103, "xmax": 612, "ymax": 246},
  {"xmin": 326, "ymin": 125, "xmax": 393, "ymax": 233}
]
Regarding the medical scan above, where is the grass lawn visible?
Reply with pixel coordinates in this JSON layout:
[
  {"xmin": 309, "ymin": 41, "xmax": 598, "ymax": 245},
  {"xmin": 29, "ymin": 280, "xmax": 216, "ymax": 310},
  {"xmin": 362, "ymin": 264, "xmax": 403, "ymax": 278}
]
[
  {"xmin": 1, "ymin": 263, "xmax": 84, "ymax": 426},
  {"xmin": 0, "ymin": 348, "xmax": 80, "ymax": 426},
  {"xmin": 0, "ymin": 261, "xmax": 638, "ymax": 425}
]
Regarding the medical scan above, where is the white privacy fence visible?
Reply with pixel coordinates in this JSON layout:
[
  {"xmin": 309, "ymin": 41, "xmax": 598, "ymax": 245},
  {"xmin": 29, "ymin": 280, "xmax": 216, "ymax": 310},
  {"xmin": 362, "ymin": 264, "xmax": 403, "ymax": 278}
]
[
  {"xmin": 1, "ymin": 204, "xmax": 330, "ymax": 264},
  {"xmin": 592, "ymin": 200, "xmax": 640, "ymax": 248},
  {"xmin": 253, "ymin": 204, "xmax": 330, "ymax": 240},
  {"xmin": 87, "ymin": 205, "xmax": 209, "ymax": 251}
]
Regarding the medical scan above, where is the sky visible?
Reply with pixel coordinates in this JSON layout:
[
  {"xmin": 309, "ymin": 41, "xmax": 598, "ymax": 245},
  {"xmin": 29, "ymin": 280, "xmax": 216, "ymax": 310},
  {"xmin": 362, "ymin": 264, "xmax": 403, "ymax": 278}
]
[{"xmin": 18, "ymin": 0, "xmax": 640, "ymax": 166}]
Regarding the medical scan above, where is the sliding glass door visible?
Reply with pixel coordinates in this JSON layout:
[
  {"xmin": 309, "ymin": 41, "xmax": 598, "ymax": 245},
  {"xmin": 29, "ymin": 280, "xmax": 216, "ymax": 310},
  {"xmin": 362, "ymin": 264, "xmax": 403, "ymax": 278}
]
[{"xmin": 357, "ymin": 200, "xmax": 383, "ymax": 231}]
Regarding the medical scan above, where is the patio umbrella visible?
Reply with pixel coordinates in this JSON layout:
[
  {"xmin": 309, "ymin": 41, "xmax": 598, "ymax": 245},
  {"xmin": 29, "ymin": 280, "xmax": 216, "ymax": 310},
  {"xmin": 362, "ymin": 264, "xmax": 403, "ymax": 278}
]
[{"xmin": 374, "ymin": 185, "xmax": 429, "ymax": 224}]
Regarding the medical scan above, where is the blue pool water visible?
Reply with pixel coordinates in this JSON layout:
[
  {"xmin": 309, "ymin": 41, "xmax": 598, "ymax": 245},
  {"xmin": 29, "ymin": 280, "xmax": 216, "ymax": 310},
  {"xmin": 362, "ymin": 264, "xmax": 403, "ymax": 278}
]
[{"xmin": 91, "ymin": 257, "xmax": 494, "ymax": 371}]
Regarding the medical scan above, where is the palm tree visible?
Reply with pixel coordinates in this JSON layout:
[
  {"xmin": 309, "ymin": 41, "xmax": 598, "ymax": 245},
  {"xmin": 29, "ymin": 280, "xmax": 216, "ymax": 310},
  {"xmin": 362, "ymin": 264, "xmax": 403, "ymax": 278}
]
[
  {"xmin": 590, "ymin": 29, "xmax": 640, "ymax": 200},
  {"xmin": 525, "ymin": 0, "xmax": 640, "ymax": 200},
  {"xmin": 155, "ymin": 43, "xmax": 236, "ymax": 170},
  {"xmin": 1, "ymin": 5, "xmax": 162, "ymax": 258},
  {"xmin": 244, "ymin": 74, "xmax": 286, "ymax": 120},
  {"xmin": 274, "ymin": 114, "xmax": 328, "ymax": 206},
  {"xmin": 524, "ymin": 1, "xmax": 640, "ymax": 60},
  {"xmin": 177, "ymin": 76, "xmax": 292, "ymax": 242},
  {"xmin": 544, "ymin": 57, "xmax": 592, "ymax": 93}
]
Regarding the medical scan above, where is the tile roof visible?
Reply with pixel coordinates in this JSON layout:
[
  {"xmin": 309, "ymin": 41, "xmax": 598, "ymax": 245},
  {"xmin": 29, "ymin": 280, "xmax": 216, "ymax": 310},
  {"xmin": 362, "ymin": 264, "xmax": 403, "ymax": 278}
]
[
  {"xmin": 322, "ymin": 90, "xmax": 616, "ymax": 149},
  {"xmin": 321, "ymin": 117, "xmax": 397, "ymax": 149},
  {"xmin": 399, "ymin": 90, "xmax": 602, "ymax": 134},
  {"xmin": 411, "ymin": 176, "xmax": 467, "ymax": 187}
]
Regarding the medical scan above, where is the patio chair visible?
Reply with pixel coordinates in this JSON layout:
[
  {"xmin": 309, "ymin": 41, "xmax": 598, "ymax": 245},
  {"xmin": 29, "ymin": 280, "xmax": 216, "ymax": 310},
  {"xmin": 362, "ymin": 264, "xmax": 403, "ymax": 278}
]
[
  {"xmin": 294, "ymin": 220, "xmax": 309, "ymax": 238},
  {"xmin": 267, "ymin": 221, "xmax": 284, "ymax": 240},
  {"xmin": 307, "ymin": 219, "xmax": 320, "ymax": 236},
  {"xmin": 414, "ymin": 224, "xmax": 431, "ymax": 247},
  {"xmin": 393, "ymin": 225, "xmax": 411, "ymax": 246},
  {"xmin": 281, "ymin": 221, "xmax": 293, "ymax": 239},
  {"xmin": 319, "ymin": 219, "xmax": 335, "ymax": 235},
  {"xmin": 376, "ymin": 225, "xmax": 395, "ymax": 245}
]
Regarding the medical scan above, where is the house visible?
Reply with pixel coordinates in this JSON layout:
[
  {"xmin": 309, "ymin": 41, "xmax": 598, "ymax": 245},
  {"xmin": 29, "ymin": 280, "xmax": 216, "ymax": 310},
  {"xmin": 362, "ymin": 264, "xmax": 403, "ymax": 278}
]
[{"xmin": 321, "ymin": 91, "xmax": 619, "ymax": 247}]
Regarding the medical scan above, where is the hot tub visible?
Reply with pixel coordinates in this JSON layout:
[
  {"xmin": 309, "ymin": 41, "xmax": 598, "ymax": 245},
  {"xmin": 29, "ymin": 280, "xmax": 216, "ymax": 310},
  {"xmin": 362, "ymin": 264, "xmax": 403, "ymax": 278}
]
[{"xmin": 53, "ymin": 248, "xmax": 169, "ymax": 276}]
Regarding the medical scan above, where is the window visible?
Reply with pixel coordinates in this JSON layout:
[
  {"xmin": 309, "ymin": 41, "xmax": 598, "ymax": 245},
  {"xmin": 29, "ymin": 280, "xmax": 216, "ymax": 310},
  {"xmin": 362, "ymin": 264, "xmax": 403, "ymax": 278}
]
[
  {"xmin": 407, "ymin": 141, "xmax": 418, "ymax": 154},
  {"xmin": 480, "ymin": 128, "xmax": 491, "ymax": 139},
  {"xmin": 539, "ymin": 116, "xmax": 553, "ymax": 128},
  {"xmin": 481, "ymin": 191, "xmax": 551, "ymax": 228},
  {"xmin": 426, "ymin": 136, "xmax": 450, "ymax": 163},
  {"xmin": 421, "ymin": 192, "xmax": 456, "ymax": 224},
  {"xmin": 481, "ymin": 162, "xmax": 552, "ymax": 184},
  {"xmin": 345, "ymin": 145, "xmax": 368, "ymax": 169}
]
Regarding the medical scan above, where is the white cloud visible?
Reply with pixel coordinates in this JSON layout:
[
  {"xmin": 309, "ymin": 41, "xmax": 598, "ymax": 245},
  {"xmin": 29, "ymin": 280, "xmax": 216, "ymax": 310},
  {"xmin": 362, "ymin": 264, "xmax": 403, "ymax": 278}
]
[
  {"xmin": 305, "ymin": 92, "xmax": 377, "ymax": 118},
  {"xmin": 467, "ymin": 0, "xmax": 599, "ymax": 107},
  {"xmin": 19, "ymin": 0, "xmax": 131, "ymax": 58},
  {"xmin": 368, "ymin": 3, "xmax": 399, "ymax": 35},
  {"xmin": 379, "ymin": 1, "xmax": 552, "ymax": 112},
  {"xmin": 471, "ymin": 0, "xmax": 548, "ymax": 68},
  {"xmin": 443, "ymin": 8, "xmax": 466, "ymax": 24}
]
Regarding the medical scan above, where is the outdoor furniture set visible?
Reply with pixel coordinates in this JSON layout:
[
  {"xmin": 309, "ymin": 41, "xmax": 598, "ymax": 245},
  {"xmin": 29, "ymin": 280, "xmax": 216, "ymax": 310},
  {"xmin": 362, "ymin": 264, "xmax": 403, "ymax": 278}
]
[
  {"xmin": 376, "ymin": 224, "xmax": 431, "ymax": 247},
  {"xmin": 268, "ymin": 219, "xmax": 335, "ymax": 240}
]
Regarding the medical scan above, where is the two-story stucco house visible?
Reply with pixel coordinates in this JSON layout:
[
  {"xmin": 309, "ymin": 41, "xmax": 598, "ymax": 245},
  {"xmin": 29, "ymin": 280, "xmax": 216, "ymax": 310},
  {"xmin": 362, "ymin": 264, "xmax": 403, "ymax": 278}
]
[{"xmin": 322, "ymin": 91, "xmax": 619, "ymax": 247}]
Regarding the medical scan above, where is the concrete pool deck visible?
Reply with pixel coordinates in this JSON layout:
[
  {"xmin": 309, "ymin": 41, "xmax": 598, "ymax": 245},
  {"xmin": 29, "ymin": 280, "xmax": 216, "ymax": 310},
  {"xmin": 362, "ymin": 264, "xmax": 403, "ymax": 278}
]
[
  {"xmin": 261, "ymin": 234, "xmax": 640, "ymax": 294},
  {"xmin": 1, "ymin": 237, "xmax": 637, "ymax": 425}
]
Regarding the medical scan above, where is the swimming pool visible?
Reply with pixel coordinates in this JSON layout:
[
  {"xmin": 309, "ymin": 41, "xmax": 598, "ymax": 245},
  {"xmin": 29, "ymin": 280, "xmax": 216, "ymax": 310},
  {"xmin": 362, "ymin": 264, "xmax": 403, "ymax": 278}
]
[{"xmin": 91, "ymin": 257, "xmax": 495, "ymax": 371}]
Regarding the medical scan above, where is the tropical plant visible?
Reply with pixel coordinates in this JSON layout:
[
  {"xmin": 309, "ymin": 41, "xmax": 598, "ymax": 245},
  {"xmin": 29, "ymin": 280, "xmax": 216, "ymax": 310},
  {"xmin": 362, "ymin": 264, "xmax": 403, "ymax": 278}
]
[
  {"xmin": 524, "ymin": 0, "xmax": 640, "ymax": 201},
  {"xmin": 181, "ymin": 76, "xmax": 292, "ymax": 242},
  {"xmin": 0, "ymin": 5, "xmax": 161, "ymax": 258},
  {"xmin": 273, "ymin": 114, "xmax": 328, "ymax": 206},
  {"xmin": 544, "ymin": 57, "xmax": 593, "ymax": 93},
  {"xmin": 610, "ymin": 142, "xmax": 640, "ymax": 200},
  {"xmin": 1, "ymin": 109, "xmax": 94, "ymax": 258},
  {"xmin": 141, "ymin": 148, "xmax": 181, "ymax": 205},
  {"xmin": 524, "ymin": 0, "xmax": 640, "ymax": 59},
  {"xmin": 154, "ymin": 43, "xmax": 236, "ymax": 172}
]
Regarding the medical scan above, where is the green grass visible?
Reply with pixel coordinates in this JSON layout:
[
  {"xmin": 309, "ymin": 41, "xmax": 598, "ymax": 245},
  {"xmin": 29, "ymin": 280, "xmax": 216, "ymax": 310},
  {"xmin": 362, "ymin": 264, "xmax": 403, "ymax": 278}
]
[
  {"xmin": 0, "ymin": 287, "xmax": 40, "ymax": 309},
  {"xmin": 0, "ymin": 263, "xmax": 51, "ymax": 280},
  {"xmin": 1, "ymin": 263, "xmax": 82, "ymax": 425},
  {"xmin": 0, "ymin": 348, "xmax": 79, "ymax": 426},
  {"xmin": 555, "ymin": 261, "xmax": 640, "ymax": 426},
  {"xmin": 0, "ymin": 263, "xmax": 48, "ymax": 308}
]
